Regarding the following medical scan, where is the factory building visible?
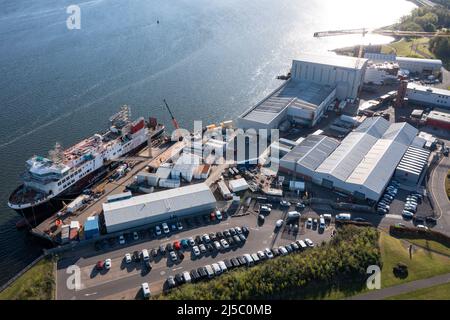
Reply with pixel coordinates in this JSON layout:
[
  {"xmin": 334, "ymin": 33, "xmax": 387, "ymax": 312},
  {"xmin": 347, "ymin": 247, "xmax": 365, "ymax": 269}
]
[
  {"xmin": 237, "ymin": 80, "xmax": 336, "ymax": 130},
  {"xmin": 426, "ymin": 109, "xmax": 450, "ymax": 130},
  {"xmin": 238, "ymin": 54, "xmax": 367, "ymax": 131},
  {"xmin": 102, "ymin": 183, "xmax": 216, "ymax": 233},
  {"xmin": 395, "ymin": 146, "xmax": 430, "ymax": 185},
  {"xmin": 406, "ymin": 84, "xmax": 450, "ymax": 109},
  {"xmin": 364, "ymin": 53, "xmax": 442, "ymax": 76},
  {"xmin": 279, "ymin": 117, "xmax": 418, "ymax": 202},
  {"xmin": 364, "ymin": 61, "xmax": 399, "ymax": 85},
  {"xmin": 279, "ymin": 134, "xmax": 340, "ymax": 181}
]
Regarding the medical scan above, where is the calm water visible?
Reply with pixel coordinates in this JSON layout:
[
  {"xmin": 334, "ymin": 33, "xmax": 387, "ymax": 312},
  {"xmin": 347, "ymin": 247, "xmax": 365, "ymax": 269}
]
[{"xmin": 0, "ymin": 0, "xmax": 415, "ymax": 285}]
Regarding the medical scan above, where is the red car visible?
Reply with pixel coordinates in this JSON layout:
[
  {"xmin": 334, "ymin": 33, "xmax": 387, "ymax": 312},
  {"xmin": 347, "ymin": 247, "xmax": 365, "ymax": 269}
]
[
  {"xmin": 173, "ymin": 241, "xmax": 181, "ymax": 251},
  {"xmin": 210, "ymin": 212, "xmax": 216, "ymax": 221},
  {"xmin": 96, "ymin": 260, "xmax": 104, "ymax": 270}
]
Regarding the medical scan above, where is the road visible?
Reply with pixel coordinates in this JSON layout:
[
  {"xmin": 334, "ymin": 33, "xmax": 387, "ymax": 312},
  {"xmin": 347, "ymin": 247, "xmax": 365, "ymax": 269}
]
[
  {"xmin": 349, "ymin": 272, "xmax": 450, "ymax": 300},
  {"xmin": 429, "ymin": 154, "xmax": 450, "ymax": 235},
  {"xmin": 56, "ymin": 206, "xmax": 332, "ymax": 300}
]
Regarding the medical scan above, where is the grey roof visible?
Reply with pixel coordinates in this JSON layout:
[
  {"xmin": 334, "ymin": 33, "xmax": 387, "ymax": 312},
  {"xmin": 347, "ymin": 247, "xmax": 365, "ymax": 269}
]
[
  {"xmin": 427, "ymin": 110, "xmax": 450, "ymax": 123},
  {"xmin": 407, "ymin": 83, "xmax": 450, "ymax": 97},
  {"xmin": 396, "ymin": 146, "xmax": 430, "ymax": 175},
  {"xmin": 294, "ymin": 53, "xmax": 367, "ymax": 70},
  {"xmin": 103, "ymin": 183, "xmax": 216, "ymax": 228},
  {"xmin": 281, "ymin": 135, "xmax": 339, "ymax": 171},
  {"xmin": 396, "ymin": 56, "xmax": 442, "ymax": 65},
  {"xmin": 353, "ymin": 116, "xmax": 390, "ymax": 138},
  {"xmin": 346, "ymin": 122, "xmax": 418, "ymax": 194},
  {"xmin": 241, "ymin": 80, "xmax": 335, "ymax": 124}
]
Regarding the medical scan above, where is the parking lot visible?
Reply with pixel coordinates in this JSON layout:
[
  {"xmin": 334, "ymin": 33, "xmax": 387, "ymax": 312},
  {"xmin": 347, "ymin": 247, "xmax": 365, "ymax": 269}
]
[{"xmin": 56, "ymin": 202, "xmax": 333, "ymax": 300}]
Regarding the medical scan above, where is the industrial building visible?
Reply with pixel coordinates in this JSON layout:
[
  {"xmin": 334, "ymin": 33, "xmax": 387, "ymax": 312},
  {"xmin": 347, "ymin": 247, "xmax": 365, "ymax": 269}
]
[
  {"xmin": 364, "ymin": 61, "xmax": 399, "ymax": 85},
  {"xmin": 237, "ymin": 80, "xmax": 336, "ymax": 130},
  {"xmin": 290, "ymin": 53, "xmax": 367, "ymax": 100},
  {"xmin": 102, "ymin": 183, "xmax": 216, "ymax": 233},
  {"xmin": 280, "ymin": 117, "xmax": 418, "ymax": 202},
  {"xmin": 406, "ymin": 84, "xmax": 450, "ymax": 109},
  {"xmin": 426, "ymin": 109, "xmax": 450, "ymax": 130},
  {"xmin": 394, "ymin": 146, "xmax": 430, "ymax": 185},
  {"xmin": 237, "ymin": 54, "xmax": 368, "ymax": 130},
  {"xmin": 364, "ymin": 53, "xmax": 442, "ymax": 76}
]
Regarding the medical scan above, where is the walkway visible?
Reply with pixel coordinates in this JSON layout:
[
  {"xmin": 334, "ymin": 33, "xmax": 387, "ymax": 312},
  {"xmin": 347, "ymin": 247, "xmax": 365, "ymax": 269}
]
[{"xmin": 349, "ymin": 273, "xmax": 450, "ymax": 300}]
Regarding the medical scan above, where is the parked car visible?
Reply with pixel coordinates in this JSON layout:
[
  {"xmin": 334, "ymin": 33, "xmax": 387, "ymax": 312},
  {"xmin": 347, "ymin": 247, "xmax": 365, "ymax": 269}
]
[
  {"xmin": 220, "ymin": 239, "xmax": 229, "ymax": 249},
  {"xmin": 96, "ymin": 260, "xmax": 104, "ymax": 270},
  {"xmin": 133, "ymin": 232, "xmax": 139, "ymax": 240},
  {"xmin": 104, "ymin": 258, "xmax": 112, "ymax": 270},
  {"xmin": 216, "ymin": 210, "xmax": 223, "ymax": 220},
  {"xmin": 291, "ymin": 242, "xmax": 299, "ymax": 251},
  {"xmin": 166, "ymin": 276, "xmax": 176, "ymax": 288},
  {"xmin": 417, "ymin": 224, "xmax": 429, "ymax": 230},
  {"xmin": 279, "ymin": 246, "xmax": 288, "ymax": 255},
  {"xmin": 155, "ymin": 225, "xmax": 162, "ymax": 236},
  {"xmin": 280, "ymin": 200, "xmax": 291, "ymax": 207},
  {"xmin": 202, "ymin": 234, "xmax": 211, "ymax": 243},
  {"xmin": 133, "ymin": 251, "xmax": 141, "ymax": 262},
  {"xmin": 119, "ymin": 235, "xmax": 126, "ymax": 245},
  {"xmin": 182, "ymin": 271, "xmax": 191, "ymax": 283},
  {"xmin": 238, "ymin": 234, "xmax": 246, "ymax": 242},
  {"xmin": 124, "ymin": 253, "xmax": 132, "ymax": 264},
  {"xmin": 275, "ymin": 219, "xmax": 284, "ymax": 228},
  {"xmin": 231, "ymin": 258, "xmax": 240, "ymax": 268},
  {"xmin": 306, "ymin": 218, "xmax": 313, "ymax": 228},
  {"xmin": 144, "ymin": 260, "xmax": 152, "ymax": 271},
  {"xmin": 402, "ymin": 210, "xmax": 414, "ymax": 219},
  {"xmin": 241, "ymin": 226, "xmax": 249, "ymax": 235},
  {"xmin": 162, "ymin": 223, "xmax": 170, "ymax": 234},
  {"xmin": 305, "ymin": 238, "xmax": 314, "ymax": 247},
  {"xmin": 297, "ymin": 240, "xmax": 307, "ymax": 250},
  {"xmin": 192, "ymin": 246, "xmax": 201, "ymax": 257},
  {"xmin": 258, "ymin": 214, "xmax": 265, "ymax": 222},
  {"xmin": 224, "ymin": 259, "xmax": 233, "ymax": 269},
  {"xmin": 213, "ymin": 241, "xmax": 221, "ymax": 250},
  {"xmin": 218, "ymin": 260, "xmax": 228, "ymax": 272},
  {"xmin": 141, "ymin": 282, "xmax": 151, "ymax": 298},
  {"xmin": 264, "ymin": 248, "xmax": 274, "ymax": 259},
  {"xmin": 212, "ymin": 263, "xmax": 222, "ymax": 275},
  {"xmin": 141, "ymin": 249, "xmax": 150, "ymax": 261},
  {"xmin": 199, "ymin": 244, "xmax": 207, "ymax": 253},
  {"xmin": 169, "ymin": 251, "xmax": 178, "ymax": 262},
  {"xmin": 159, "ymin": 245, "xmax": 166, "ymax": 256}
]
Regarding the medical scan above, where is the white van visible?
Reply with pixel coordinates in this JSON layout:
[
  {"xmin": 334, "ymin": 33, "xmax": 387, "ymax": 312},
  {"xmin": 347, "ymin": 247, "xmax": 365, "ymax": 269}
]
[
  {"xmin": 243, "ymin": 254, "xmax": 254, "ymax": 266},
  {"xmin": 212, "ymin": 263, "xmax": 222, "ymax": 275},
  {"xmin": 218, "ymin": 260, "xmax": 228, "ymax": 272},
  {"xmin": 287, "ymin": 211, "xmax": 301, "ymax": 220},
  {"xmin": 182, "ymin": 271, "xmax": 191, "ymax": 283},
  {"xmin": 141, "ymin": 249, "xmax": 150, "ymax": 261},
  {"xmin": 141, "ymin": 282, "xmax": 151, "ymax": 298},
  {"xmin": 205, "ymin": 265, "xmax": 214, "ymax": 278},
  {"xmin": 319, "ymin": 217, "xmax": 326, "ymax": 230},
  {"xmin": 335, "ymin": 213, "xmax": 351, "ymax": 221}
]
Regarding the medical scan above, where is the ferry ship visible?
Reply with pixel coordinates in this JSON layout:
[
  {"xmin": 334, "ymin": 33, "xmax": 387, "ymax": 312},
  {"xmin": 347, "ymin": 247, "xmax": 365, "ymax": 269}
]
[{"xmin": 8, "ymin": 106, "xmax": 164, "ymax": 220}]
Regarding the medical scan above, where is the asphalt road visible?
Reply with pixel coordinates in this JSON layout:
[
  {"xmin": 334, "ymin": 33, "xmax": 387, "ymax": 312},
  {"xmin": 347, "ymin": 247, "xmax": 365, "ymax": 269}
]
[
  {"xmin": 56, "ymin": 206, "xmax": 332, "ymax": 300},
  {"xmin": 429, "ymin": 154, "xmax": 450, "ymax": 236}
]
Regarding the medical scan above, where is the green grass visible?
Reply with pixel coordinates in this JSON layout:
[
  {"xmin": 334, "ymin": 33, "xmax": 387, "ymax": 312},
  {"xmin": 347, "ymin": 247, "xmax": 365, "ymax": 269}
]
[
  {"xmin": 380, "ymin": 232, "xmax": 450, "ymax": 288},
  {"xmin": 381, "ymin": 38, "xmax": 435, "ymax": 59},
  {"xmin": 0, "ymin": 258, "xmax": 55, "ymax": 300},
  {"xmin": 386, "ymin": 282, "xmax": 450, "ymax": 300},
  {"xmin": 405, "ymin": 238, "xmax": 450, "ymax": 257}
]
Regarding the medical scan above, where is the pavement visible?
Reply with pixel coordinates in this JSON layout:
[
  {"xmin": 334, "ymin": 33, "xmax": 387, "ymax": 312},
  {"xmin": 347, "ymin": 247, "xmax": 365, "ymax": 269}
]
[
  {"xmin": 56, "ymin": 204, "xmax": 332, "ymax": 300},
  {"xmin": 349, "ymin": 272, "xmax": 450, "ymax": 300},
  {"xmin": 429, "ymin": 154, "xmax": 450, "ymax": 236}
]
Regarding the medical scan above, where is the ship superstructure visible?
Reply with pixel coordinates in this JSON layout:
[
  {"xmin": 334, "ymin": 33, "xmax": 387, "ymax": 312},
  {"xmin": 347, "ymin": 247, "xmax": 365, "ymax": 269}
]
[{"xmin": 8, "ymin": 106, "xmax": 164, "ymax": 214}]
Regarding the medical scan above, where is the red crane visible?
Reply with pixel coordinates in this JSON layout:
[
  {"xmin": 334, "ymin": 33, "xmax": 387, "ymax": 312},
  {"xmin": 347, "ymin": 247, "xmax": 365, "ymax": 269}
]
[{"xmin": 163, "ymin": 99, "xmax": 180, "ymax": 130}]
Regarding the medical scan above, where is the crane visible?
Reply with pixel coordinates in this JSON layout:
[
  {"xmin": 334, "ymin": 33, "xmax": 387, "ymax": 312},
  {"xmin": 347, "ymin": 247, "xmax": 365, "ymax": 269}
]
[{"xmin": 163, "ymin": 99, "xmax": 180, "ymax": 130}]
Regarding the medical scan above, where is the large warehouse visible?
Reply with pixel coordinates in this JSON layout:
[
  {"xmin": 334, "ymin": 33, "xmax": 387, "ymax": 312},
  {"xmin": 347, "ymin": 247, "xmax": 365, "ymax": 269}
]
[
  {"xmin": 237, "ymin": 54, "xmax": 367, "ymax": 130},
  {"xmin": 102, "ymin": 183, "xmax": 216, "ymax": 233},
  {"xmin": 291, "ymin": 53, "xmax": 368, "ymax": 100},
  {"xmin": 406, "ymin": 83, "xmax": 450, "ymax": 109},
  {"xmin": 238, "ymin": 80, "xmax": 336, "ymax": 130},
  {"xmin": 280, "ymin": 117, "xmax": 418, "ymax": 202}
]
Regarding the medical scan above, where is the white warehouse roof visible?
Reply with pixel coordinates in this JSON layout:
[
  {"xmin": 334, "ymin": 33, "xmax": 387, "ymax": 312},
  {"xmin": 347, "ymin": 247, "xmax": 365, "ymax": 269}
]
[
  {"xmin": 346, "ymin": 122, "xmax": 417, "ymax": 195},
  {"xmin": 281, "ymin": 135, "xmax": 340, "ymax": 171},
  {"xmin": 103, "ymin": 183, "xmax": 216, "ymax": 232},
  {"xmin": 294, "ymin": 53, "xmax": 367, "ymax": 70},
  {"xmin": 407, "ymin": 83, "xmax": 450, "ymax": 97}
]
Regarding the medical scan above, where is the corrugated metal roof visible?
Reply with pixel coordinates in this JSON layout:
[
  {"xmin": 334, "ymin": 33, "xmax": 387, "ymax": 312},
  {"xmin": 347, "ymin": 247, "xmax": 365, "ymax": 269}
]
[
  {"xmin": 353, "ymin": 116, "xmax": 390, "ymax": 138},
  {"xmin": 103, "ymin": 183, "xmax": 216, "ymax": 228},
  {"xmin": 241, "ymin": 80, "xmax": 335, "ymax": 124},
  {"xmin": 396, "ymin": 56, "xmax": 442, "ymax": 65},
  {"xmin": 294, "ymin": 53, "xmax": 367, "ymax": 70},
  {"xmin": 346, "ymin": 122, "xmax": 418, "ymax": 193},
  {"xmin": 281, "ymin": 135, "xmax": 339, "ymax": 171},
  {"xmin": 427, "ymin": 110, "xmax": 450, "ymax": 123},
  {"xmin": 396, "ymin": 146, "xmax": 430, "ymax": 175}
]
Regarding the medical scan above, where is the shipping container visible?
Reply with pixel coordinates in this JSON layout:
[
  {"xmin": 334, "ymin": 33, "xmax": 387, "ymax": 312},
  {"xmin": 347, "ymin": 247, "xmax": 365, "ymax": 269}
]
[{"xmin": 84, "ymin": 216, "xmax": 100, "ymax": 240}]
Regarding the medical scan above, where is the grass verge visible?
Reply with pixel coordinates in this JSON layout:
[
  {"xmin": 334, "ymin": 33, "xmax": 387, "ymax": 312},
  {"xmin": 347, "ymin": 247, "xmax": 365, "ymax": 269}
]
[
  {"xmin": 380, "ymin": 232, "xmax": 450, "ymax": 288},
  {"xmin": 386, "ymin": 282, "xmax": 450, "ymax": 300},
  {"xmin": 0, "ymin": 257, "xmax": 55, "ymax": 300},
  {"xmin": 381, "ymin": 38, "xmax": 434, "ymax": 59}
]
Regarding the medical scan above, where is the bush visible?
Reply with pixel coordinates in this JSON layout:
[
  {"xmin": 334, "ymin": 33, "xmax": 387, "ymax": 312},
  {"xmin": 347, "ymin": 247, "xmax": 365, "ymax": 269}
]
[{"xmin": 158, "ymin": 226, "xmax": 380, "ymax": 300}]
